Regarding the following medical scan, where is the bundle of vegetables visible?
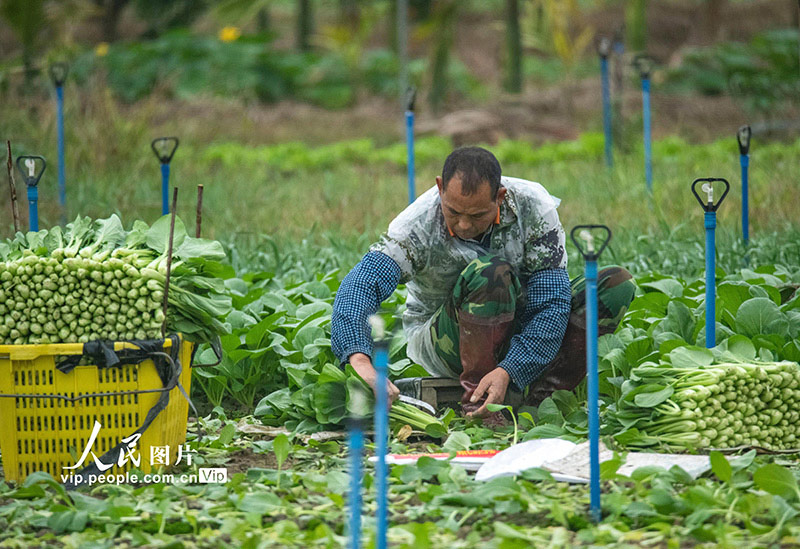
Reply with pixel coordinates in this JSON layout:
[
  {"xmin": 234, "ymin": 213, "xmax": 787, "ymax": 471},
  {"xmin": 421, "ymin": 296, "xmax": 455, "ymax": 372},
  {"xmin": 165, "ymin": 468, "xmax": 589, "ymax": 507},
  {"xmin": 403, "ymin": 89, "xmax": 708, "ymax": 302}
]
[
  {"xmin": 0, "ymin": 214, "xmax": 232, "ymax": 345},
  {"xmin": 255, "ymin": 362, "xmax": 447, "ymax": 437},
  {"xmin": 606, "ymin": 351, "xmax": 800, "ymax": 451}
]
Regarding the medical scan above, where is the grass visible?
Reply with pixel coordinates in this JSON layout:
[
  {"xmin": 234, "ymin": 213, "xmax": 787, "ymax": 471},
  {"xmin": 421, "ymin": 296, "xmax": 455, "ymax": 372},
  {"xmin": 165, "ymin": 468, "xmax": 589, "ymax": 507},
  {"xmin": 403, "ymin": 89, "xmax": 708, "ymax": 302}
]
[{"xmin": 1, "ymin": 86, "xmax": 798, "ymax": 247}]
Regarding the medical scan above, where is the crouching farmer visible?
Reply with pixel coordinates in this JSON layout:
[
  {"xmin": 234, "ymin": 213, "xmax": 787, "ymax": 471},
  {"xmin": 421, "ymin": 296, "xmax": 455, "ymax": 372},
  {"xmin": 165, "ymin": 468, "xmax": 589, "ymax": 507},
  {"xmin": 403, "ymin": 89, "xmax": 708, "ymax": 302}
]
[{"xmin": 331, "ymin": 147, "xmax": 635, "ymax": 418}]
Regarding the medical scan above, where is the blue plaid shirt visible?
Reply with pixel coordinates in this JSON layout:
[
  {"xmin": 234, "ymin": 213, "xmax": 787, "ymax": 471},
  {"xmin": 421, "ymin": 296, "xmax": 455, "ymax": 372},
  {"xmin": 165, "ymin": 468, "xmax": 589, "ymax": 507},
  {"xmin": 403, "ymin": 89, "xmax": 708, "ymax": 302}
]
[{"xmin": 331, "ymin": 251, "xmax": 571, "ymax": 390}]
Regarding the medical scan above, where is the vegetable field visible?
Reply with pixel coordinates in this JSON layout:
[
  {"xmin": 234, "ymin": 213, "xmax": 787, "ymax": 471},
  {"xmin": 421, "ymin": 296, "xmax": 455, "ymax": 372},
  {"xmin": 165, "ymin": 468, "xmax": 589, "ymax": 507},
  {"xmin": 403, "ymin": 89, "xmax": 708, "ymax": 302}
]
[
  {"xmin": 2, "ymin": 1, "xmax": 800, "ymax": 547},
  {"xmin": 2, "ymin": 225, "xmax": 800, "ymax": 547}
]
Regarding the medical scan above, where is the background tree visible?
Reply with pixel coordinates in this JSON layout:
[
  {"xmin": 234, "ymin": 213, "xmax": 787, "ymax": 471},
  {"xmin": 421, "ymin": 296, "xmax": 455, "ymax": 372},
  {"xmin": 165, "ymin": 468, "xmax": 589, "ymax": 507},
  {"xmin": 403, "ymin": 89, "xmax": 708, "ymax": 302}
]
[
  {"xmin": 339, "ymin": 0, "xmax": 360, "ymax": 31},
  {"xmin": 297, "ymin": 0, "xmax": 313, "ymax": 51},
  {"xmin": 212, "ymin": 0, "xmax": 274, "ymax": 34},
  {"xmin": 426, "ymin": 0, "xmax": 458, "ymax": 113},
  {"xmin": 134, "ymin": 0, "xmax": 209, "ymax": 38},
  {"xmin": 625, "ymin": 0, "xmax": 647, "ymax": 52},
  {"xmin": 505, "ymin": 0, "xmax": 522, "ymax": 93},
  {"xmin": 702, "ymin": 0, "xmax": 725, "ymax": 44},
  {"xmin": 0, "ymin": 0, "xmax": 47, "ymax": 88},
  {"xmin": 93, "ymin": 0, "xmax": 130, "ymax": 42}
]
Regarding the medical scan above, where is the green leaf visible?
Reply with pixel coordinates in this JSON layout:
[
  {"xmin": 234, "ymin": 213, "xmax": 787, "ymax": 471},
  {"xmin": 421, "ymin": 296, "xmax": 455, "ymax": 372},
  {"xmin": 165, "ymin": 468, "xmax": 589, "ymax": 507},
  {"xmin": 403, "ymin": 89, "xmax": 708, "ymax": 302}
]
[
  {"xmin": 660, "ymin": 300, "xmax": 696, "ymax": 343},
  {"xmin": 262, "ymin": 388, "xmax": 293, "ymax": 413},
  {"xmin": 90, "ymin": 214, "xmax": 126, "ymax": 251},
  {"xmin": 613, "ymin": 428, "xmax": 644, "ymax": 446},
  {"xmin": 709, "ymin": 451, "xmax": 732, "ymax": 482},
  {"xmin": 633, "ymin": 385, "xmax": 674, "ymax": 407},
  {"xmin": 522, "ymin": 424, "xmax": 568, "ymax": 440},
  {"xmin": 753, "ymin": 464, "xmax": 799, "ymax": 501},
  {"xmin": 146, "ymin": 214, "xmax": 187, "ymax": 254},
  {"xmin": 486, "ymin": 403, "xmax": 510, "ymax": 412},
  {"xmin": 624, "ymin": 337, "xmax": 656, "ymax": 368},
  {"xmin": 735, "ymin": 298, "xmax": 790, "ymax": 339},
  {"xmin": 600, "ymin": 455, "xmax": 623, "ymax": 479},
  {"xmin": 442, "ymin": 432, "xmax": 471, "ymax": 452},
  {"xmin": 345, "ymin": 375, "xmax": 372, "ymax": 418},
  {"xmin": 217, "ymin": 422, "xmax": 236, "ymax": 446},
  {"xmin": 313, "ymin": 381, "xmax": 347, "ymax": 425},
  {"xmin": 295, "ymin": 302, "xmax": 332, "ymax": 320},
  {"xmin": 273, "ymin": 434, "xmax": 291, "ymax": 470},
  {"xmin": 551, "ymin": 390, "xmax": 580, "ymax": 415},
  {"xmin": 715, "ymin": 334, "xmax": 756, "ymax": 361},
  {"xmin": 176, "ymin": 236, "xmax": 227, "ymax": 261},
  {"xmin": 668, "ymin": 345, "xmax": 714, "ymax": 369},
  {"xmin": 293, "ymin": 324, "xmax": 325, "ymax": 350},
  {"xmin": 47, "ymin": 509, "xmax": 75, "ymax": 534},
  {"xmin": 536, "ymin": 398, "xmax": 564, "ymax": 427},
  {"xmin": 236, "ymin": 492, "xmax": 282, "ymax": 513},
  {"xmin": 729, "ymin": 450, "xmax": 756, "ymax": 472},
  {"xmin": 782, "ymin": 340, "xmax": 800, "ymax": 362},
  {"xmin": 244, "ymin": 311, "xmax": 284, "ymax": 348},
  {"xmin": 641, "ymin": 278, "xmax": 684, "ymax": 298},
  {"xmin": 718, "ymin": 281, "xmax": 752, "ymax": 321},
  {"xmin": 317, "ymin": 363, "xmax": 346, "ymax": 384},
  {"xmin": 628, "ymin": 291, "xmax": 670, "ymax": 316},
  {"xmin": 424, "ymin": 422, "xmax": 448, "ymax": 438}
]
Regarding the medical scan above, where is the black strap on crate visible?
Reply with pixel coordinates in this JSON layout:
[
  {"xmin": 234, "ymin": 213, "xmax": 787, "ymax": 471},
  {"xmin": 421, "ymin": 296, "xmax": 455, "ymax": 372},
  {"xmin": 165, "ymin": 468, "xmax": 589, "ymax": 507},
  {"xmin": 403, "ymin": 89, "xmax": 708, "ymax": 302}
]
[{"xmin": 56, "ymin": 337, "xmax": 178, "ymax": 377}]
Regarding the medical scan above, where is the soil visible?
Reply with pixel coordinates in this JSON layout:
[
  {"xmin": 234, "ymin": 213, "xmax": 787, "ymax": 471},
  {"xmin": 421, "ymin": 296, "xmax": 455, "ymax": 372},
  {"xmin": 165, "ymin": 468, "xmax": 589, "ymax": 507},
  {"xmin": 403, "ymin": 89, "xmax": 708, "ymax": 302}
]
[{"xmin": 223, "ymin": 447, "xmax": 295, "ymax": 475}]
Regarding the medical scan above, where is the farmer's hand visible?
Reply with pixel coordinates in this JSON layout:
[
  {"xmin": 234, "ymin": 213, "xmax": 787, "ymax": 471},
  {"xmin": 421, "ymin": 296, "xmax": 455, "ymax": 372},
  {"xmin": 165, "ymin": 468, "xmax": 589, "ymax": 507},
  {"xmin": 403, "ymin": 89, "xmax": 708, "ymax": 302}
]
[
  {"xmin": 349, "ymin": 352, "xmax": 400, "ymax": 405},
  {"xmin": 467, "ymin": 367, "xmax": 510, "ymax": 418}
]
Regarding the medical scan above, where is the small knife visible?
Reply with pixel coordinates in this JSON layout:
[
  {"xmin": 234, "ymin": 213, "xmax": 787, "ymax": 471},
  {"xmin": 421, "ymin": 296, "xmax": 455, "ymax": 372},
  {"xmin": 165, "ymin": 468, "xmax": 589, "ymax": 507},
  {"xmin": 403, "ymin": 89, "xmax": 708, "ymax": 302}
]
[{"xmin": 397, "ymin": 394, "xmax": 436, "ymax": 415}]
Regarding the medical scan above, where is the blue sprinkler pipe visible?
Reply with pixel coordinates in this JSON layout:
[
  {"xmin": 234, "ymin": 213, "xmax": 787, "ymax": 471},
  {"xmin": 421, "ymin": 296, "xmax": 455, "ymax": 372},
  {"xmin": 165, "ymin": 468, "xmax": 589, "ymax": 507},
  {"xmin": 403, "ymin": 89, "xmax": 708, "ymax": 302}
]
[
  {"xmin": 151, "ymin": 137, "xmax": 180, "ymax": 216},
  {"xmin": 405, "ymin": 87, "xmax": 417, "ymax": 205},
  {"xmin": 370, "ymin": 316, "xmax": 389, "ymax": 549},
  {"xmin": 16, "ymin": 156, "xmax": 46, "ymax": 232},
  {"xmin": 161, "ymin": 164, "xmax": 170, "ymax": 216},
  {"xmin": 347, "ymin": 417, "xmax": 365, "ymax": 549},
  {"xmin": 634, "ymin": 55, "xmax": 654, "ymax": 194},
  {"xmin": 49, "ymin": 63, "xmax": 68, "ymax": 223},
  {"xmin": 374, "ymin": 346, "xmax": 389, "ymax": 549},
  {"xmin": 597, "ymin": 38, "xmax": 613, "ymax": 169},
  {"xmin": 737, "ymin": 125, "xmax": 752, "ymax": 249},
  {"xmin": 691, "ymin": 178, "xmax": 730, "ymax": 348},
  {"xmin": 571, "ymin": 225, "xmax": 612, "ymax": 524}
]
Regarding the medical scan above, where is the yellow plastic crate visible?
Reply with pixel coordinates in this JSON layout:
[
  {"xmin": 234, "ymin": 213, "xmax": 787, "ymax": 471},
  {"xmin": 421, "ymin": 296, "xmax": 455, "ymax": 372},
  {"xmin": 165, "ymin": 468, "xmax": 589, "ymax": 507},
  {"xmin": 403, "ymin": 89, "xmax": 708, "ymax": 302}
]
[{"xmin": 0, "ymin": 337, "xmax": 193, "ymax": 483}]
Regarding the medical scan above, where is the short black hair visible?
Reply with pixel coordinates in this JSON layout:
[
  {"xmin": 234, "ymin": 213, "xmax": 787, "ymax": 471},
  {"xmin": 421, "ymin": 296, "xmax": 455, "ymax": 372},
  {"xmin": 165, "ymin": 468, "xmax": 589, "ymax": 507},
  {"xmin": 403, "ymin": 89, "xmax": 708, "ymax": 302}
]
[{"xmin": 441, "ymin": 147, "xmax": 502, "ymax": 198}]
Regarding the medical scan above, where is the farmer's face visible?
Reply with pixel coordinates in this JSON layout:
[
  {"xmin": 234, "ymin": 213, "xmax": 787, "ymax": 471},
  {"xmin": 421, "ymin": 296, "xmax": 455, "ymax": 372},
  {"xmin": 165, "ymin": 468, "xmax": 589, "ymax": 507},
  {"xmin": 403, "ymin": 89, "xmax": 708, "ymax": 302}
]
[{"xmin": 436, "ymin": 174, "xmax": 506, "ymax": 241}]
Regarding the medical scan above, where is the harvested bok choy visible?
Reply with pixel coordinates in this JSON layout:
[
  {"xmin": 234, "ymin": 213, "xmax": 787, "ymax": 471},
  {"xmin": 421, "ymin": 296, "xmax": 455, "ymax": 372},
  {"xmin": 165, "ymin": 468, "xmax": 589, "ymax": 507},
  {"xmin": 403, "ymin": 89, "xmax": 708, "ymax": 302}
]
[{"xmin": 0, "ymin": 214, "xmax": 232, "ymax": 345}]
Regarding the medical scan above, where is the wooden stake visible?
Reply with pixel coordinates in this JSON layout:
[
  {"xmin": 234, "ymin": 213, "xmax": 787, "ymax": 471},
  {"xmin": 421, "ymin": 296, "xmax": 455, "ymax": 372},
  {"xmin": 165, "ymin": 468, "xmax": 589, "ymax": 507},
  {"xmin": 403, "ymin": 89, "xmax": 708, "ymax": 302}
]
[
  {"xmin": 161, "ymin": 187, "xmax": 179, "ymax": 339},
  {"xmin": 196, "ymin": 184, "xmax": 204, "ymax": 238},
  {"xmin": 6, "ymin": 141, "xmax": 20, "ymax": 232}
]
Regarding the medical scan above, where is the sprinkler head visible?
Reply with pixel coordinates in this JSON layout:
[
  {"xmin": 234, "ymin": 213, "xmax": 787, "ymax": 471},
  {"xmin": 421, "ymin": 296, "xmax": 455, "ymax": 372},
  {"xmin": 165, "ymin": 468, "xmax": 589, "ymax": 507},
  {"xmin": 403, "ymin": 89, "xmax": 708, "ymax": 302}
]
[
  {"xmin": 405, "ymin": 87, "xmax": 417, "ymax": 112},
  {"xmin": 596, "ymin": 37, "xmax": 611, "ymax": 59},
  {"xmin": 737, "ymin": 125, "xmax": 751, "ymax": 155},
  {"xmin": 16, "ymin": 155, "xmax": 46, "ymax": 187},
  {"xmin": 633, "ymin": 54, "xmax": 655, "ymax": 79},
  {"xmin": 691, "ymin": 178, "xmax": 730, "ymax": 212},
  {"xmin": 701, "ymin": 183, "xmax": 714, "ymax": 204},
  {"xmin": 49, "ymin": 62, "xmax": 69, "ymax": 87},
  {"xmin": 570, "ymin": 225, "xmax": 612, "ymax": 261},
  {"xmin": 369, "ymin": 315, "xmax": 386, "ymax": 341},
  {"xmin": 151, "ymin": 137, "xmax": 180, "ymax": 164},
  {"xmin": 579, "ymin": 230, "xmax": 596, "ymax": 253}
]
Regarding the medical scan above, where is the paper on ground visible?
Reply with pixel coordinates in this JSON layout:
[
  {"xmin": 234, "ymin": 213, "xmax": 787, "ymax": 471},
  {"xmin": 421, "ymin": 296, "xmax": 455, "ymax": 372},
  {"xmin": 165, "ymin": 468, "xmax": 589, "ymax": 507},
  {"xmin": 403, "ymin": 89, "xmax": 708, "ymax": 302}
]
[
  {"xmin": 475, "ymin": 439, "xmax": 580, "ymax": 482},
  {"xmin": 542, "ymin": 441, "xmax": 711, "ymax": 481},
  {"xmin": 476, "ymin": 439, "xmax": 711, "ymax": 483}
]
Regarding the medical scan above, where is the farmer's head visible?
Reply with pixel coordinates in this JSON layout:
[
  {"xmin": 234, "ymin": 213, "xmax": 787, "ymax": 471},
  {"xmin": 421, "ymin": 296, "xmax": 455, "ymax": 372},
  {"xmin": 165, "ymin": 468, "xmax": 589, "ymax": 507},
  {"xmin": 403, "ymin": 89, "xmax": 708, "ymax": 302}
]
[{"xmin": 436, "ymin": 147, "xmax": 507, "ymax": 241}]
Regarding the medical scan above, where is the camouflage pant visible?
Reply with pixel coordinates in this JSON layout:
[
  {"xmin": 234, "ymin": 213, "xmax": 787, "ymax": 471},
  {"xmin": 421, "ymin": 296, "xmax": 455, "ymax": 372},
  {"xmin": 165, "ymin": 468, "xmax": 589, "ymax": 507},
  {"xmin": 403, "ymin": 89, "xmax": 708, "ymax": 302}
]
[{"xmin": 429, "ymin": 254, "xmax": 635, "ymax": 392}]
